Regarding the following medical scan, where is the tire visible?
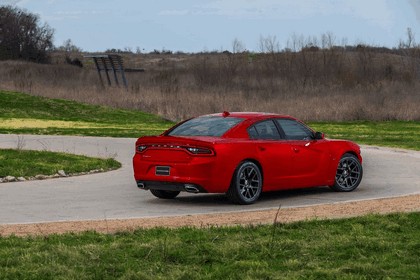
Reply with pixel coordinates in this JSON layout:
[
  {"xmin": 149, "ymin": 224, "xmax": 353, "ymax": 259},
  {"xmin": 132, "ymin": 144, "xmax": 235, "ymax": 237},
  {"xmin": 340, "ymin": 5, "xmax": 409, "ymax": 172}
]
[
  {"xmin": 227, "ymin": 161, "xmax": 262, "ymax": 205},
  {"xmin": 150, "ymin": 189, "xmax": 180, "ymax": 199},
  {"xmin": 330, "ymin": 153, "xmax": 363, "ymax": 192}
]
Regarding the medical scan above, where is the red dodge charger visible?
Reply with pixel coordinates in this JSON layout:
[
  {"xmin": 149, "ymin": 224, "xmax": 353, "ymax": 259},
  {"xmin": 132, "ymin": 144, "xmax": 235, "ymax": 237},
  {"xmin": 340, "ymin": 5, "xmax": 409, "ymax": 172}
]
[{"xmin": 133, "ymin": 112, "xmax": 363, "ymax": 204}]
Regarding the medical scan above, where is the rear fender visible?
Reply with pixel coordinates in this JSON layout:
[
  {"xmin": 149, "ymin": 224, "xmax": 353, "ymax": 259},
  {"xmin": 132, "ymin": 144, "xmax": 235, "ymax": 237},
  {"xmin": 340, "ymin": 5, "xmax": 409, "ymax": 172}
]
[{"xmin": 211, "ymin": 143, "xmax": 262, "ymax": 193}]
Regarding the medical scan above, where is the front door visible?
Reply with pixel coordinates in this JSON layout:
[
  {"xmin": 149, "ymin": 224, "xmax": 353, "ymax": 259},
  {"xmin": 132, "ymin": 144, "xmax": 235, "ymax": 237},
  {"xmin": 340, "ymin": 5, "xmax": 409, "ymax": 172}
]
[
  {"xmin": 275, "ymin": 118, "xmax": 331, "ymax": 188},
  {"xmin": 248, "ymin": 119, "xmax": 294, "ymax": 190}
]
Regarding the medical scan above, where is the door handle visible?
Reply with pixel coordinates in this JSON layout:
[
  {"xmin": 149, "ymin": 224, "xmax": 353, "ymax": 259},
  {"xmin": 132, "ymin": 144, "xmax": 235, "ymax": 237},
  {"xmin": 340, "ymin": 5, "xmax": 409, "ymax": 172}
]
[
  {"xmin": 258, "ymin": 146, "xmax": 266, "ymax": 151},
  {"xmin": 293, "ymin": 147, "xmax": 299, "ymax": 153}
]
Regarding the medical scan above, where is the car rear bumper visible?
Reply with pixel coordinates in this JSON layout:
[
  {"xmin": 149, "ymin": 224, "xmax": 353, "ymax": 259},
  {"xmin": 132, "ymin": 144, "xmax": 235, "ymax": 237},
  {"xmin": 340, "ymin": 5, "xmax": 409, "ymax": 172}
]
[
  {"xmin": 136, "ymin": 180, "xmax": 208, "ymax": 193},
  {"xmin": 133, "ymin": 153, "xmax": 230, "ymax": 193}
]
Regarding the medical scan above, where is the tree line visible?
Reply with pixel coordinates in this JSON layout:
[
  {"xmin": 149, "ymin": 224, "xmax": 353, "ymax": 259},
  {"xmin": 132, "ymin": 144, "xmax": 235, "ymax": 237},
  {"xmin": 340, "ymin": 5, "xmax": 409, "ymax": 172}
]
[{"xmin": 0, "ymin": 5, "xmax": 54, "ymax": 63}]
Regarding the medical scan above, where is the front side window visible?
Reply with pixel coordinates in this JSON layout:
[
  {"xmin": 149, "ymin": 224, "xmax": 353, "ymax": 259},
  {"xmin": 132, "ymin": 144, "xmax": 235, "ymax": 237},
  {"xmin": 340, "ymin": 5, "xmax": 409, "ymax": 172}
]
[
  {"xmin": 167, "ymin": 116, "xmax": 243, "ymax": 137},
  {"xmin": 276, "ymin": 119, "xmax": 313, "ymax": 140},
  {"xmin": 248, "ymin": 120, "xmax": 281, "ymax": 140}
]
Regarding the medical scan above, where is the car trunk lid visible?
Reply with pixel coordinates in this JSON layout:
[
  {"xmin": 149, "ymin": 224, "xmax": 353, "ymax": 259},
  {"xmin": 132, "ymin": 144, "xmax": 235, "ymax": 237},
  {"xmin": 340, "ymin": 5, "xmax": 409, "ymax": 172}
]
[{"xmin": 135, "ymin": 136, "xmax": 218, "ymax": 163}]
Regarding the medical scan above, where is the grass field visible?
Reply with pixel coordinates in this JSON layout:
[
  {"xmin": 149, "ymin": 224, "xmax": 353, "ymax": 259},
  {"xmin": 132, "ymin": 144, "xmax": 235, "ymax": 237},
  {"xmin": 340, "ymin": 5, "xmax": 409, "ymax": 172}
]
[
  {"xmin": 1, "ymin": 212, "xmax": 419, "ymax": 279},
  {"xmin": 0, "ymin": 149, "xmax": 121, "ymax": 178},
  {"xmin": 311, "ymin": 121, "xmax": 420, "ymax": 151},
  {"xmin": 1, "ymin": 90, "xmax": 419, "ymax": 279},
  {"xmin": 2, "ymin": 49, "xmax": 420, "ymax": 122},
  {"xmin": 1, "ymin": 90, "xmax": 419, "ymax": 150},
  {"xmin": 0, "ymin": 90, "xmax": 172, "ymax": 137}
]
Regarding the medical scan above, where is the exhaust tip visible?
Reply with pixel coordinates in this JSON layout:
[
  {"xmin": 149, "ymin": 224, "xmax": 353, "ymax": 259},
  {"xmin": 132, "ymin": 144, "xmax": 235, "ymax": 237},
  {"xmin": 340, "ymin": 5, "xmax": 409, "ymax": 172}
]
[
  {"xmin": 137, "ymin": 182, "xmax": 146, "ymax": 189},
  {"xmin": 184, "ymin": 184, "xmax": 200, "ymax": 193}
]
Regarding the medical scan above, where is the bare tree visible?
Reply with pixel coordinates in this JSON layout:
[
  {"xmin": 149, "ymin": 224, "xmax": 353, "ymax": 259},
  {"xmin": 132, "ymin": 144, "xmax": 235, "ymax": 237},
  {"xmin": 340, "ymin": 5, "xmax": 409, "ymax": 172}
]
[
  {"xmin": 0, "ymin": 5, "xmax": 54, "ymax": 63},
  {"xmin": 399, "ymin": 27, "xmax": 416, "ymax": 49},
  {"xmin": 57, "ymin": 39, "xmax": 82, "ymax": 53},
  {"xmin": 259, "ymin": 35, "xmax": 280, "ymax": 53},
  {"xmin": 321, "ymin": 32, "xmax": 336, "ymax": 49},
  {"xmin": 232, "ymin": 38, "xmax": 245, "ymax": 53}
]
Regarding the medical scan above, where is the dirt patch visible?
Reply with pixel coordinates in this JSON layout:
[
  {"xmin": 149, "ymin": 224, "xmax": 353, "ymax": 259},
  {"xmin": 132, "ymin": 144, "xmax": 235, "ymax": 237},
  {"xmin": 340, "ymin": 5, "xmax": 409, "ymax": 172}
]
[{"xmin": 1, "ymin": 194, "xmax": 419, "ymax": 237}]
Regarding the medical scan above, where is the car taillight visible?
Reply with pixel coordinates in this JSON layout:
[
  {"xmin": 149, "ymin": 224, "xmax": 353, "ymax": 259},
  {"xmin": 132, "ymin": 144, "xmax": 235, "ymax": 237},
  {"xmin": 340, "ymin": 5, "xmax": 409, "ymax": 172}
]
[
  {"xmin": 185, "ymin": 147, "xmax": 214, "ymax": 155},
  {"xmin": 136, "ymin": 145, "xmax": 148, "ymax": 153},
  {"xmin": 136, "ymin": 144, "xmax": 214, "ymax": 156}
]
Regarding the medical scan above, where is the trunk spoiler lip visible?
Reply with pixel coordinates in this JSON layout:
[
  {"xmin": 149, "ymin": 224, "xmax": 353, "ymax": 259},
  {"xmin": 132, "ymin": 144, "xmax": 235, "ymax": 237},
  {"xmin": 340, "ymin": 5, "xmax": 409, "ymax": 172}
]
[
  {"xmin": 136, "ymin": 135, "xmax": 226, "ymax": 146},
  {"xmin": 135, "ymin": 136, "xmax": 218, "ymax": 156}
]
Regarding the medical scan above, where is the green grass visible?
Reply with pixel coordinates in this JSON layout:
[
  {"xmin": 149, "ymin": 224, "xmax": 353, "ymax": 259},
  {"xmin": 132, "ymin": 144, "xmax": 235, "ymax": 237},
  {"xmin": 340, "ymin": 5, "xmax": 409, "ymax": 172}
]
[
  {"xmin": 1, "ymin": 91, "xmax": 419, "ymax": 150},
  {"xmin": 1, "ymin": 212, "xmax": 419, "ymax": 279},
  {"xmin": 310, "ymin": 121, "xmax": 420, "ymax": 151},
  {"xmin": 1, "ymin": 91, "xmax": 419, "ymax": 278},
  {"xmin": 0, "ymin": 149, "xmax": 121, "ymax": 178},
  {"xmin": 0, "ymin": 90, "xmax": 172, "ymax": 137}
]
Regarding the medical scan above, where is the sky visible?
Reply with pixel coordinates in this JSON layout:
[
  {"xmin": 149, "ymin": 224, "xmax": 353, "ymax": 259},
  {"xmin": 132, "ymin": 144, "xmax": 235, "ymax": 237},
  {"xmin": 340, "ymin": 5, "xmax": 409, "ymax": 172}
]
[{"xmin": 2, "ymin": 0, "xmax": 420, "ymax": 53}]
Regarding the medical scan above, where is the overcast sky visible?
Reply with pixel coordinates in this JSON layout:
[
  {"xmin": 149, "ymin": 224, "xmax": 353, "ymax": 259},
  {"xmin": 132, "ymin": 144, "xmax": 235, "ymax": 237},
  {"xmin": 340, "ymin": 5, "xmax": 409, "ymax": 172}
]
[{"xmin": 2, "ymin": 0, "xmax": 420, "ymax": 52}]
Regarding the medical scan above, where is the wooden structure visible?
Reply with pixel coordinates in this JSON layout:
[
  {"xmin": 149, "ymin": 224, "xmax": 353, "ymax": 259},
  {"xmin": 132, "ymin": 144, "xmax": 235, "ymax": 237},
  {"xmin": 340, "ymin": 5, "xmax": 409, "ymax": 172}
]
[{"xmin": 84, "ymin": 54, "xmax": 128, "ymax": 88}]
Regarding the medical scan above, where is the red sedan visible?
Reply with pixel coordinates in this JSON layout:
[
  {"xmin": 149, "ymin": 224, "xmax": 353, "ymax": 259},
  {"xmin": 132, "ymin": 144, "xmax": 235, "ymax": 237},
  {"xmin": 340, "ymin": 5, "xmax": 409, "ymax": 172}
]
[{"xmin": 133, "ymin": 112, "xmax": 363, "ymax": 204}]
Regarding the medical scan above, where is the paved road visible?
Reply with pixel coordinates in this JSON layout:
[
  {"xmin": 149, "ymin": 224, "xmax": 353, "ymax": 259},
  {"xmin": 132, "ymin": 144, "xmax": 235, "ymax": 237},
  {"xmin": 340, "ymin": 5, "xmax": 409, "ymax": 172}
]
[{"xmin": 1, "ymin": 134, "xmax": 419, "ymax": 225}]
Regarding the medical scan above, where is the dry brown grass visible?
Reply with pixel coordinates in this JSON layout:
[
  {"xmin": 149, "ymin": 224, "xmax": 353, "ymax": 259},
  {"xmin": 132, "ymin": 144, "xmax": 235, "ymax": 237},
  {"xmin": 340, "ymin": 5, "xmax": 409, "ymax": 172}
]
[{"xmin": 1, "ymin": 48, "xmax": 419, "ymax": 122}]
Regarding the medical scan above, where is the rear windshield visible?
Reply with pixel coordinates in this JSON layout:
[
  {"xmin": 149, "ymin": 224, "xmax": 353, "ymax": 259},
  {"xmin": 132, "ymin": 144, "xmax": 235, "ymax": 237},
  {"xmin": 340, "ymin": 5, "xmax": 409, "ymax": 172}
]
[{"xmin": 167, "ymin": 116, "xmax": 243, "ymax": 137}]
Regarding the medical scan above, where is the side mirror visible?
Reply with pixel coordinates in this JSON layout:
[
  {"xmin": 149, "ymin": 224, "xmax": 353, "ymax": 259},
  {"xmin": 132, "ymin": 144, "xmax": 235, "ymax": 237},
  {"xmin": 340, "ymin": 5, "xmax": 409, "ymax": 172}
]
[{"xmin": 314, "ymin": 132, "xmax": 325, "ymax": 140}]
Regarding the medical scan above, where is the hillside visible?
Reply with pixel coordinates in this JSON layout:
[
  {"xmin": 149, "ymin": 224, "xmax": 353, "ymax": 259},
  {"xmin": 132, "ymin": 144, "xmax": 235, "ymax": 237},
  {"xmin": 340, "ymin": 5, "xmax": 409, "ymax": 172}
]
[
  {"xmin": 1, "ymin": 47, "xmax": 419, "ymax": 122},
  {"xmin": 0, "ymin": 90, "xmax": 171, "ymax": 137}
]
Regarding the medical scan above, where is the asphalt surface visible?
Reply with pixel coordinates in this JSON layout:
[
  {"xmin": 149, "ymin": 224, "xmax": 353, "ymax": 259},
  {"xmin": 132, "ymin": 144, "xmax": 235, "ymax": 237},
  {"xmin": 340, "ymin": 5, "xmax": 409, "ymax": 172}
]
[{"xmin": 1, "ymin": 134, "xmax": 419, "ymax": 225}]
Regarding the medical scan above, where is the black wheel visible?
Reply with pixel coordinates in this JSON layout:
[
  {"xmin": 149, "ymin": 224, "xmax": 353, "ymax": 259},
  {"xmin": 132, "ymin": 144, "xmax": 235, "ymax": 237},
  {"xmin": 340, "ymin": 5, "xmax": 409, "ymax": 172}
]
[
  {"xmin": 330, "ymin": 153, "xmax": 363, "ymax": 192},
  {"xmin": 227, "ymin": 161, "xmax": 262, "ymax": 205},
  {"xmin": 150, "ymin": 189, "xmax": 180, "ymax": 199}
]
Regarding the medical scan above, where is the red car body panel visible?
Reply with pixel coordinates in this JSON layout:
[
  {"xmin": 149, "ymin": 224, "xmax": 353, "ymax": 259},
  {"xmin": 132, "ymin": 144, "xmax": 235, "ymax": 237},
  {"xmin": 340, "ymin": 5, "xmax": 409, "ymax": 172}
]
[{"xmin": 133, "ymin": 112, "xmax": 362, "ymax": 194}]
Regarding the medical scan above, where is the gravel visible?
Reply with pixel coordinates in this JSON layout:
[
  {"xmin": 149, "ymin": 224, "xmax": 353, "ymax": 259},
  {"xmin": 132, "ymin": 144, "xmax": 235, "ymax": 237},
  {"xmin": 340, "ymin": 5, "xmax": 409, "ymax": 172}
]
[{"xmin": 1, "ymin": 194, "xmax": 419, "ymax": 237}]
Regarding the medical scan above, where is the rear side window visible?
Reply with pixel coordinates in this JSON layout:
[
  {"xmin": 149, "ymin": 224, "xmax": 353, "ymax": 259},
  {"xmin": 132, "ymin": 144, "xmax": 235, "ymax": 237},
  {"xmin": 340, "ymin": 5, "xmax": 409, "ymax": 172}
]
[
  {"xmin": 248, "ymin": 120, "xmax": 281, "ymax": 140},
  {"xmin": 168, "ymin": 116, "xmax": 243, "ymax": 137},
  {"xmin": 276, "ymin": 119, "xmax": 313, "ymax": 140}
]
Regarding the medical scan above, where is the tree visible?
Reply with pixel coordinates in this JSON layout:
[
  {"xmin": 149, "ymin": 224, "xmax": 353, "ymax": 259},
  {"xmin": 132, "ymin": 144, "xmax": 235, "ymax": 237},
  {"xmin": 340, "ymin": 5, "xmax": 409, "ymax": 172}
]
[
  {"xmin": 259, "ymin": 35, "xmax": 280, "ymax": 53},
  {"xmin": 0, "ymin": 5, "xmax": 54, "ymax": 63},
  {"xmin": 399, "ymin": 27, "xmax": 416, "ymax": 49},
  {"xmin": 57, "ymin": 39, "xmax": 82, "ymax": 53},
  {"xmin": 232, "ymin": 38, "xmax": 245, "ymax": 53}
]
